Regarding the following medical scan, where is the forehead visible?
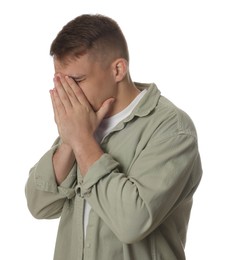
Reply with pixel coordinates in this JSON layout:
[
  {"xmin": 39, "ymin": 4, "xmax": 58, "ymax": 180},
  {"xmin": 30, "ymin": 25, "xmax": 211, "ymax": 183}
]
[{"xmin": 53, "ymin": 53, "xmax": 94, "ymax": 75}]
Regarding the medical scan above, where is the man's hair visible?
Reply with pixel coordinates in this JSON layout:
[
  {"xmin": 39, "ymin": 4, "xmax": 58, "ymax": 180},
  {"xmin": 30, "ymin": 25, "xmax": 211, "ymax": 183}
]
[{"xmin": 50, "ymin": 14, "xmax": 129, "ymax": 63}]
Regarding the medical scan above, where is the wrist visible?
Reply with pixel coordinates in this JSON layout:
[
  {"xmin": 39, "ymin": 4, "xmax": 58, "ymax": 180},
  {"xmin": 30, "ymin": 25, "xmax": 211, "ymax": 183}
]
[
  {"xmin": 53, "ymin": 142, "xmax": 75, "ymax": 184},
  {"xmin": 72, "ymin": 135, "xmax": 104, "ymax": 176}
]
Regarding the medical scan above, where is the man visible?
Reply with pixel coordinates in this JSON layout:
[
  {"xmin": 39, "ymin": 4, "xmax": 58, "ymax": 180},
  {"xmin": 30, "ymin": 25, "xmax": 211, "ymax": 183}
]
[{"xmin": 25, "ymin": 14, "xmax": 202, "ymax": 260}]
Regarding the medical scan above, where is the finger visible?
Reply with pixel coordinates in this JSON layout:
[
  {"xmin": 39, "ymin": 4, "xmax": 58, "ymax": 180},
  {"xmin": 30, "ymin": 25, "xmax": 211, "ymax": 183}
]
[
  {"xmin": 65, "ymin": 76, "xmax": 92, "ymax": 108},
  {"xmin": 51, "ymin": 87, "xmax": 67, "ymax": 119},
  {"xmin": 54, "ymin": 76, "xmax": 73, "ymax": 110},
  {"xmin": 96, "ymin": 98, "xmax": 115, "ymax": 123},
  {"xmin": 50, "ymin": 89, "xmax": 60, "ymax": 125},
  {"xmin": 58, "ymin": 75, "xmax": 80, "ymax": 107}
]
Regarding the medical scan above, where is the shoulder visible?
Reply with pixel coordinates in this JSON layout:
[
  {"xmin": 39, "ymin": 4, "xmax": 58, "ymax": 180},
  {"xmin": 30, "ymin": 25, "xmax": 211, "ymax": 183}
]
[
  {"xmin": 133, "ymin": 83, "xmax": 198, "ymax": 141},
  {"xmin": 151, "ymin": 94, "xmax": 198, "ymax": 140}
]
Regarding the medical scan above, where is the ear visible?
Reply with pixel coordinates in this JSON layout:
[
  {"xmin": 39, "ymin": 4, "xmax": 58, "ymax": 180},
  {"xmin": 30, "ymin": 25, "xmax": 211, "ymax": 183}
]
[{"xmin": 112, "ymin": 58, "xmax": 128, "ymax": 82}]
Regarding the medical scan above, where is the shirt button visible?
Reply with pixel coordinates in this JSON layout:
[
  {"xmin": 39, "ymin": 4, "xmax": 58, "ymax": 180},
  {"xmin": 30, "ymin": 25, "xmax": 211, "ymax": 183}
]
[{"xmin": 86, "ymin": 243, "xmax": 91, "ymax": 248}]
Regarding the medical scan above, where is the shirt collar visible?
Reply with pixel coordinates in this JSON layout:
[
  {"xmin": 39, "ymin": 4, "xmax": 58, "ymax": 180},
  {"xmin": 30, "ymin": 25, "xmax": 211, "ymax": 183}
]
[
  {"xmin": 125, "ymin": 82, "xmax": 161, "ymax": 120},
  {"xmin": 109, "ymin": 83, "xmax": 161, "ymax": 133}
]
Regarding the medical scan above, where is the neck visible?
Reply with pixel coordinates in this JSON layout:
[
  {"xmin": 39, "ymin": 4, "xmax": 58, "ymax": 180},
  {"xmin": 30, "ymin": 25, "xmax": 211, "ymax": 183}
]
[{"xmin": 106, "ymin": 80, "xmax": 140, "ymax": 117}]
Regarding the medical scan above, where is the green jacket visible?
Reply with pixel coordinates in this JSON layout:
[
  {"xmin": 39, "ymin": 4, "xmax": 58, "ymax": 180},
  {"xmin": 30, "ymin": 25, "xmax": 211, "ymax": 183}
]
[{"xmin": 25, "ymin": 83, "xmax": 202, "ymax": 260}]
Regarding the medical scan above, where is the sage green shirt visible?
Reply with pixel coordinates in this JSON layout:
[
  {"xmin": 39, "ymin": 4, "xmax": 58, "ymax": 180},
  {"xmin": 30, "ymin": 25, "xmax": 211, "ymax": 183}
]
[{"xmin": 25, "ymin": 83, "xmax": 202, "ymax": 260}]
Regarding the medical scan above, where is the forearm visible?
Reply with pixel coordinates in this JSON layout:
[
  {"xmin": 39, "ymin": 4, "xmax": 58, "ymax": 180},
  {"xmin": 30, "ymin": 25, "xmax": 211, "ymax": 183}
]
[
  {"xmin": 53, "ymin": 142, "xmax": 75, "ymax": 184},
  {"xmin": 71, "ymin": 135, "xmax": 104, "ymax": 176}
]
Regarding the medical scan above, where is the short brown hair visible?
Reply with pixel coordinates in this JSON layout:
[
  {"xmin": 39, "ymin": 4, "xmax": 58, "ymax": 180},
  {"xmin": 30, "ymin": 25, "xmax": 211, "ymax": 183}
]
[{"xmin": 50, "ymin": 14, "xmax": 129, "ymax": 63}]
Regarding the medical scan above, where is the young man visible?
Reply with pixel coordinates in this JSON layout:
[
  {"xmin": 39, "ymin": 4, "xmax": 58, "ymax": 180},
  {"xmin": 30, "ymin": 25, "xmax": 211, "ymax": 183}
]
[{"xmin": 25, "ymin": 14, "xmax": 202, "ymax": 260}]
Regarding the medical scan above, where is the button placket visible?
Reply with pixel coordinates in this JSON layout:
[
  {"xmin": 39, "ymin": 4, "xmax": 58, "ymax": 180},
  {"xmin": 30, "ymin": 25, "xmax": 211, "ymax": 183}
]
[{"xmin": 83, "ymin": 209, "xmax": 95, "ymax": 259}]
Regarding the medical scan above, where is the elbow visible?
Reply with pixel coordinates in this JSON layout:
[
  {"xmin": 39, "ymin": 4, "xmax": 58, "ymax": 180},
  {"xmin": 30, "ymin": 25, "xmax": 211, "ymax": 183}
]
[
  {"xmin": 25, "ymin": 177, "xmax": 63, "ymax": 219},
  {"xmin": 27, "ymin": 206, "xmax": 45, "ymax": 220},
  {"xmin": 26, "ymin": 199, "xmax": 63, "ymax": 219},
  {"xmin": 116, "ymin": 225, "xmax": 150, "ymax": 244},
  {"xmin": 117, "ymin": 233, "xmax": 141, "ymax": 244},
  {"xmin": 25, "ymin": 189, "xmax": 63, "ymax": 220},
  {"xmin": 114, "ymin": 214, "xmax": 153, "ymax": 244},
  {"xmin": 26, "ymin": 204, "xmax": 46, "ymax": 219},
  {"xmin": 25, "ymin": 187, "xmax": 47, "ymax": 219},
  {"xmin": 26, "ymin": 198, "xmax": 48, "ymax": 219}
]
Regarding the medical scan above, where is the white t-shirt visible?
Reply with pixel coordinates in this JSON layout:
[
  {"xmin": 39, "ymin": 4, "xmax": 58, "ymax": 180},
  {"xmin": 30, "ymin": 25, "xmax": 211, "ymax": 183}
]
[{"xmin": 83, "ymin": 89, "xmax": 147, "ymax": 239}]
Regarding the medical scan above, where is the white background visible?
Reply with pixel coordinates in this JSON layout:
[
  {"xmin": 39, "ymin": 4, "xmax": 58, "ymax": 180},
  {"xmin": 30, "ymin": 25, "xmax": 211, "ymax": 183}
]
[{"xmin": 0, "ymin": 0, "xmax": 226, "ymax": 259}]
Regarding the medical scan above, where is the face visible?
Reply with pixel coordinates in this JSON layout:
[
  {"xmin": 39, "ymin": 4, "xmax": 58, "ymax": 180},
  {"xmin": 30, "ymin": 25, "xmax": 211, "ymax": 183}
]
[{"xmin": 54, "ymin": 53, "xmax": 117, "ymax": 111}]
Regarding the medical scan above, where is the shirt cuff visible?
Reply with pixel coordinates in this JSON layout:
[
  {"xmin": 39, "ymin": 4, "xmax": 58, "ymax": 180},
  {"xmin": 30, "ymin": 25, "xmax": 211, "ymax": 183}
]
[{"xmin": 76, "ymin": 153, "xmax": 119, "ymax": 198}]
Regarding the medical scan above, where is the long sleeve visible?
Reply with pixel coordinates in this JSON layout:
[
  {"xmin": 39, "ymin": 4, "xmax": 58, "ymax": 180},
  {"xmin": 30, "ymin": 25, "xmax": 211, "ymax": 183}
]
[
  {"xmin": 25, "ymin": 138, "xmax": 77, "ymax": 219},
  {"xmin": 25, "ymin": 84, "xmax": 203, "ymax": 260},
  {"xmin": 78, "ymin": 131, "xmax": 202, "ymax": 244}
]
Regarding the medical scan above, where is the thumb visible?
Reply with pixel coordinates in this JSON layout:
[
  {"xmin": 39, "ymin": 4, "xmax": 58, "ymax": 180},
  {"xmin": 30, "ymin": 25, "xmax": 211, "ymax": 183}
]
[{"xmin": 96, "ymin": 98, "xmax": 115, "ymax": 122}]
